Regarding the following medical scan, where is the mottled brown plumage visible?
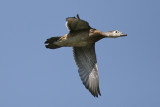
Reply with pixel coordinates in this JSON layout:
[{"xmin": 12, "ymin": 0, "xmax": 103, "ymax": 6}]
[{"xmin": 45, "ymin": 14, "xmax": 127, "ymax": 97}]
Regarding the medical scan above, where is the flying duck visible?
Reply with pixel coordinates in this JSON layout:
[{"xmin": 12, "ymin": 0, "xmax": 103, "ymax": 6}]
[{"xmin": 45, "ymin": 14, "xmax": 127, "ymax": 97}]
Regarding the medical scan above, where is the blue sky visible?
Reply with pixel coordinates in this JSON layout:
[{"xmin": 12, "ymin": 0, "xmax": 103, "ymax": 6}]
[{"xmin": 0, "ymin": 0, "xmax": 160, "ymax": 107}]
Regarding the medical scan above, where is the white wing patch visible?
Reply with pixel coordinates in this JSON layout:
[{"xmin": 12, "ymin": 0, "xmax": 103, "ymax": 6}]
[{"xmin": 65, "ymin": 21, "xmax": 70, "ymax": 31}]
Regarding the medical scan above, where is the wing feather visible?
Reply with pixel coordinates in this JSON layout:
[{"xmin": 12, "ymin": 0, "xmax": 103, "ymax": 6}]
[
  {"xmin": 66, "ymin": 15, "xmax": 91, "ymax": 31},
  {"xmin": 73, "ymin": 44, "xmax": 101, "ymax": 97}
]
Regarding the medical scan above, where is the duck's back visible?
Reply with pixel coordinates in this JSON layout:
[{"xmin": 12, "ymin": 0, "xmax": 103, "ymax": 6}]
[{"xmin": 54, "ymin": 30, "xmax": 94, "ymax": 47}]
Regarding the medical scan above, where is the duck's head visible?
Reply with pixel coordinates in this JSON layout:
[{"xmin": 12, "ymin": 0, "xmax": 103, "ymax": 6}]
[
  {"xmin": 103, "ymin": 30, "xmax": 127, "ymax": 38},
  {"xmin": 89, "ymin": 29, "xmax": 127, "ymax": 42}
]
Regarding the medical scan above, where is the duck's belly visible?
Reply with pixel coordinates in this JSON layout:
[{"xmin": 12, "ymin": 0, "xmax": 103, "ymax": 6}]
[{"xmin": 55, "ymin": 33, "xmax": 93, "ymax": 47}]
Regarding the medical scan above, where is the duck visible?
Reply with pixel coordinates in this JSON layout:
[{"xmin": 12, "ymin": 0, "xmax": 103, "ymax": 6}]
[{"xmin": 45, "ymin": 14, "xmax": 127, "ymax": 97}]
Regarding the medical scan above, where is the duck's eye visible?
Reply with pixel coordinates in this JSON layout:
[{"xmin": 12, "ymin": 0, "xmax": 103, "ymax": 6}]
[{"xmin": 115, "ymin": 31, "xmax": 118, "ymax": 33}]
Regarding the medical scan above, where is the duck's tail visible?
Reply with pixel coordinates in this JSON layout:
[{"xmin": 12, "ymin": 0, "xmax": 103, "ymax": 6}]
[{"xmin": 45, "ymin": 37, "xmax": 61, "ymax": 49}]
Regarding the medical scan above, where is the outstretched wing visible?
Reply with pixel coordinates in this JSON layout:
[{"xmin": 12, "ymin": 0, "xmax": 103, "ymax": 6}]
[
  {"xmin": 73, "ymin": 44, "xmax": 101, "ymax": 97},
  {"xmin": 66, "ymin": 14, "xmax": 91, "ymax": 31}
]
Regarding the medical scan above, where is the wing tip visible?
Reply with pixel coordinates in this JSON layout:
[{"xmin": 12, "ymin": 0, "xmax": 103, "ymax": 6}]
[
  {"xmin": 89, "ymin": 87, "xmax": 101, "ymax": 98},
  {"xmin": 76, "ymin": 14, "xmax": 80, "ymax": 19},
  {"xmin": 81, "ymin": 79, "xmax": 101, "ymax": 97}
]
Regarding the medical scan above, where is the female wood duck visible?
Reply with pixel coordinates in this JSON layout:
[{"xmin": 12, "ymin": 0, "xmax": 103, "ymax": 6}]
[{"xmin": 45, "ymin": 14, "xmax": 127, "ymax": 97}]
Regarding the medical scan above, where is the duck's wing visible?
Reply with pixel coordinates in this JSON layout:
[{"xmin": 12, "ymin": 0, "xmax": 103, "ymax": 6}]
[
  {"xmin": 66, "ymin": 14, "xmax": 91, "ymax": 31},
  {"xmin": 73, "ymin": 44, "xmax": 101, "ymax": 97}
]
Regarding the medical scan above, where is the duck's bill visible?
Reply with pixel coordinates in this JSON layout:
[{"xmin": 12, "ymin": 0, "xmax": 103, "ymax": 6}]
[{"xmin": 121, "ymin": 34, "xmax": 127, "ymax": 36}]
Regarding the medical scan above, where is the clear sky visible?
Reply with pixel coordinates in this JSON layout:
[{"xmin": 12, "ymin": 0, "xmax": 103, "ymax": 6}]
[{"xmin": 0, "ymin": 0, "xmax": 160, "ymax": 107}]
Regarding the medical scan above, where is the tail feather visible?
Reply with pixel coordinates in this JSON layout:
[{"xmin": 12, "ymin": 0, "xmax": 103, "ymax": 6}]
[{"xmin": 45, "ymin": 37, "xmax": 61, "ymax": 49}]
